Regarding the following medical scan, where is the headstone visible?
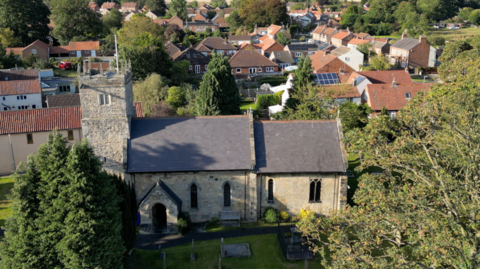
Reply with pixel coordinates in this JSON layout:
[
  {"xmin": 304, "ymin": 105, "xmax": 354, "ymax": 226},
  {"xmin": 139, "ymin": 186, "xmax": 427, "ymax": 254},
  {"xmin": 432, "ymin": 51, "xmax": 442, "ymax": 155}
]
[
  {"xmin": 191, "ymin": 239, "xmax": 195, "ymax": 261},
  {"xmin": 221, "ymin": 238, "xmax": 224, "ymax": 256},
  {"xmin": 305, "ymin": 259, "xmax": 309, "ymax": 269},
  {"xmin": 159, "ymin": 244, "xmax": 162, "ymax": 259},
  {"xmin": 218, "ymin": 254, "xmax": 222, "ymax": 269},
  {"xmin": 163, "ymin": 252, "xmax": 166, "ymax": 269}
]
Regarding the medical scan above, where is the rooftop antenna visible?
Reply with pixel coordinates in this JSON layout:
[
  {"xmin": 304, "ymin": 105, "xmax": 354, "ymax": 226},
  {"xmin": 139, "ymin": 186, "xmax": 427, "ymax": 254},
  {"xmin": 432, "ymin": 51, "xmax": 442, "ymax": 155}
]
[{"xmin": 114, "ymin": 33, "xmax": 119, "ymax": 73}]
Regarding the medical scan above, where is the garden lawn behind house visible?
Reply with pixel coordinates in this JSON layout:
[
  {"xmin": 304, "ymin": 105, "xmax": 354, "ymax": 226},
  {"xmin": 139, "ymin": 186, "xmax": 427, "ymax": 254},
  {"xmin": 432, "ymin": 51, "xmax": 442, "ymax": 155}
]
[
  {"xmin": 125, "ymin": 234, "xmax": 324, "ymax": 269},
  {"xmin": 0, "ymin": 176, "xmax": 14, "ymax": 227},
  {"xmin": 53, "ymin": 67, "xmax": 77, "ymax": 78},
  {"xmin": 428, "ymin": 27, "xmax": 480, "ymax": 41},
  {"xmin": 257, "ymin": 76, "xmax": 288, "ymax": 87},
  {"xmin": 240, "ymin": 101, "xmax": 256, "ymax": 111}
]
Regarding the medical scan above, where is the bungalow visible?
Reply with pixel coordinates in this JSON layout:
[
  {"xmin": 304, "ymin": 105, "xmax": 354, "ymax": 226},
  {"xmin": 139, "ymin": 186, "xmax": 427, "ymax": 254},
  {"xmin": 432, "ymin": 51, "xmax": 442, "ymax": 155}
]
[
  {"xmin": 193, "ymin": 37, "xmax": 237, "ymax": 56},
  {"xmin": 229, "ymin": 50, "xmax": 280, "ymax": 79},
  {"xmin": 310, "ymin": 51, "xmax": 355, "ymax": 74}
]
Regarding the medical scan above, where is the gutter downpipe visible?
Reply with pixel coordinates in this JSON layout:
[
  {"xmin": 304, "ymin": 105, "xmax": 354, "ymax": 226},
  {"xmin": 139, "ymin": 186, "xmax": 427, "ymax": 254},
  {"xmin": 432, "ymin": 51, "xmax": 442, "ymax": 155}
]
[{"xmin": 8, "ymin": 134, "xmax": 15, "ymax": 172}]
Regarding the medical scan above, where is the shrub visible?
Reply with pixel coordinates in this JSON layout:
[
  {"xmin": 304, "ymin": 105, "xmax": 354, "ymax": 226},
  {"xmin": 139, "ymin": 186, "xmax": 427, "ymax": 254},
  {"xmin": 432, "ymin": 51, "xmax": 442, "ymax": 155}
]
[
  {"xmin": 279, "ymin": 211, "xmax": 289, "ymax": 222},
  {"xmin": 167, "ymin": 86, "xmax": 186, "ymax": 108},
  {"xmin": 177, "ymin": 218, "xmax": 188, "ymax": 234},
  {"xmin": 263, "ymin": 207, "xmax": 279, "ymax": 223},
  {"xmin": 299, "ymin": 209, "xmax": 315, "ymax": 219},
  {"xmin": 274, "ymin": 90, "xmax": 284, "ymax": 99},
  {"xmin": 256, "ymin": 94, "xmax": 280, "ymax": 109},
  {"xmin": 210, "ymin": 217, "xmax": 219, "ymax": 224}
]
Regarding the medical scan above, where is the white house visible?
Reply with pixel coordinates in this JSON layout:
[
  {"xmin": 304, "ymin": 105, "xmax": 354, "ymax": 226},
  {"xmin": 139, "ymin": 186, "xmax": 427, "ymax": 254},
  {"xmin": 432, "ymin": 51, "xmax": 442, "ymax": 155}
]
[
  {"xmin": 0, "ymin": 70, "xmax": 43, "ymax": 111},
  {"xmin": 331, "ymin": 46, "xmax": 364, "ymax": 71}
]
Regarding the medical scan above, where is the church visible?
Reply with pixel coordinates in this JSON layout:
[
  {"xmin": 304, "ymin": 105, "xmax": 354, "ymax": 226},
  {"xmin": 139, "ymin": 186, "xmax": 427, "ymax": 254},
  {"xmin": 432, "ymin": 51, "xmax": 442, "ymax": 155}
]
[{"xmin": 79, "ymin": 63, "xmax": 348, "ymax": 233}]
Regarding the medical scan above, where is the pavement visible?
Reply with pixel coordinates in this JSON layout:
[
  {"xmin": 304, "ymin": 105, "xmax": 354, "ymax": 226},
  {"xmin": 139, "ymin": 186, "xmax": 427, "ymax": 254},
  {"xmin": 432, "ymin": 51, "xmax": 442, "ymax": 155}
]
[{"xmin": 135, "ymin": 226, "xmax": 279, "ymax": 250}]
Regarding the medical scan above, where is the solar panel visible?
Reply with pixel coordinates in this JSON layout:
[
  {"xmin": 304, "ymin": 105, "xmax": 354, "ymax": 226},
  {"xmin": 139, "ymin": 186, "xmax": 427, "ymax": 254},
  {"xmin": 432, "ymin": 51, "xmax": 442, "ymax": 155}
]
[{"xmin": 313, "ymin": 73, "xmax": 340, "ymax": 86}]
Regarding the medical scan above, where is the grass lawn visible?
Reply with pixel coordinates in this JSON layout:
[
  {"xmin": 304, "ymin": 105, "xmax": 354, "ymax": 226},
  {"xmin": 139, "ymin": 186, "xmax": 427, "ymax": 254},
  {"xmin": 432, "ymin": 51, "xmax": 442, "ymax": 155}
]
[
  {"xmin": 240, "ymin": 102, "xmax": 256, "ymax": 111},
  {"xmin": 53, "ymin": 67, "xmax": 77, "ymax": 78},
  {"xmin": 376, "ymin": 35, "xmax": 400, "ymax": 39},
  {"xmin": 429, "ymin": 27, "xmax": 480, "ymax": 41},
  {"xmin": 410, "ymin": 75, "xmax": 434, "ymax": 83},
  {"xmin": 125, "ymin": 234, "xmax": 323, "ymax": 269},
  {"xmin": 205, "ymin": 221, "xmax": 291, "ymax": 233},
  {"xmin": 0, "ymin": 176, "xmax": 14, "ymax": 227}
]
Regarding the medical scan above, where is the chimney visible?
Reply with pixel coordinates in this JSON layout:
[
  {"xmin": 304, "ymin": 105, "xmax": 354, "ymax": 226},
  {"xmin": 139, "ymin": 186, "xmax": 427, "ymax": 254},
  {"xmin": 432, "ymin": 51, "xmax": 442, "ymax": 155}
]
[
  {"xmin": 373, "ymin": 36, "xmax": 376, "ymax": 42},
  {"xmin": 419, "ymin": 35, "xmax": 427, "ymax": 43},
  {"xmin": 347, "ymin": 27, "xmax": 350, "ymax": 34},
  {"xmin": 392, "ymin": 77, "xmax": 397, "ymax": 87},
  {"xmin": 254, "ymin": 24, "xmax": 258, "ymax": 34},
  {"xmin": 401, "ymin": 31, "xmax": 407, "ymax": 39}
]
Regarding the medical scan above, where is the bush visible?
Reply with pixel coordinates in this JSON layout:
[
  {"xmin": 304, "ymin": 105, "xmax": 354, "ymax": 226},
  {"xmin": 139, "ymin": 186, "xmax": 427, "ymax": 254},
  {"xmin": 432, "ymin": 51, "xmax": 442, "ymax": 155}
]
[
  {"xmin": 274, "ymin": 90, "xmax": 284, "ymax": 99},
  {"xmin": 279, "ymin": 211, "xmax": 289, "ymax": 222},
  {"xmin": 256, "ymin": 94, "xmax": 280, "ymax": 109},
  {"xmin": 210, "ymin": 217, "xmax": 219, "ymax": 224},
  {"xmin": 177, "ymin": 218, "xmax": 188, "ymax": 234},
  {"xmin": 263, "ymin": 207, "xmax": 279, "ymax": 223},
  {"xmin": 299, "ymin": 209, "xmax": 314, "ymax": 219},
  {"xmin": 167, "ymin": 86, "xmax": 186, "ymax": 108}
]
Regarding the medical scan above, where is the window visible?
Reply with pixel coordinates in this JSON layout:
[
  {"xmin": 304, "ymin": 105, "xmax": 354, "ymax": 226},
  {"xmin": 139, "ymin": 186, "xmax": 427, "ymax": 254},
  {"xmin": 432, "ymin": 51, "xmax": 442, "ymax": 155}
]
[
  {"xmin": 266, "ymin": 67, "xmax": 274, "ymax": 72},
  {"xmin": 295, "ymin": 52, "xmax": 302, "ymax": 57},
  {"xmin": 31, "ymin": 49, "xmax": 37, "ymax": 55},
  {"xmin": 405, "ymin": 92, "xmax": 411, "ymax": 99},
  {"xmin": 309, "ymin": 179, "xmax": 321, "ymax": 203},
  {"xmin": 26, "ymin": 133, "xmax": 33, "ymax": 144},
  {"xmin": 403, "ymin": 51, "xmax": 407, "ymax": 57},
  {"xmin": 191, "ymin": 184, "xmax": 198, "ymax": 208},
  {"xmin": 258, "ymin": 67, "xmax": 262, "ymax": 72},
  {"xmin": 267, "ymin": 179, "xmax": 274, "ymax": 203},
  {"xmin": 32, "ymin": 105, "xmax": 36, "ymax": 109},
  {"xmin": 2, "ymin": 97, "xmax": 5, "ymax": 100},
  {"xmin": 201, "ymin": 52, "xmax": 207, "ymax": 56},
  {"xmin": 249, "ymin": 68, "xmax": 256, "ymax": 74},
  {"xmin": 236, "ymin": 68, "xmax": 241, "ymax": 73},
  {"xmin": 345, "ymin": 57, "xmax": 350, "ymax": 62},
  {"xmin": 68, "ymin": 130, "xmax": 74, "ymax": 140},
  {"xmin": 24, "ymin": 95, "xmax": 26, "ymax": 99},
  {"xmin": 59, "ymin": 85, "xmax": 70, "ymax": 92},
  {"xmin": 388, "ymin": 111, "xmax": 396, "ymax": 119},
  {"xmin": 205, "ymin": 65, "xmax": 208, "ymax": 70},
  {"xmin": 99, "ymin": 94, "xmax": 110, "ymax": 105},
  {"xmin": 224, "ymin": 183, "xmax": 231, "ymax": 207},
  {"xmin": 392, "ymin": 49, "xmax": 396, "ymax": 55},
  {"xmin": 195, "ymin": 65, "xmax": 200, "ymax": 74},
  {"xmin": 186, "ymin": 53, "xmax": 191, "ymax": 58},
  {"xmin": 189, "ymin": 65, "xmax": 192, "ymax": 71},
  {"xmin": 401, "ymin": 61, "xmax": 407, "ymax": 68},
  {"xmin": 193, "ymin": 53, "xmax": 197, "ymax": 57}
]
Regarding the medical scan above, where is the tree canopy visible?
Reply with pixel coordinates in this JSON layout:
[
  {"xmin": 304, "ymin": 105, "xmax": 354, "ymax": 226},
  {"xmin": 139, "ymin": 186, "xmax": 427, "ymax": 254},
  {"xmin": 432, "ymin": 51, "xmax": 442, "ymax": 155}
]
[
  {"xmin": 133, "ymin": 73, "xmax": 170, "ymax": 116},
  {"xmin": 169, "ymin": 0, "xmax": 188, "ymax": 20},
  {"xmin": 238, "ymin": 0, "xmax": 289, "ymax": 29}
]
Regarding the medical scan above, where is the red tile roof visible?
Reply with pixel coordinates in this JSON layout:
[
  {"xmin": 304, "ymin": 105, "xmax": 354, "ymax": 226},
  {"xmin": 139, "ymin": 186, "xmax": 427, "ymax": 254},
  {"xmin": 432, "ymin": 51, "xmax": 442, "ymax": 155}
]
[
  {"xmin": 101, "ymin": 1, "xmax": 119, "ymax": 9},
  {"xmin": 0, "ymin": 80, "xmax": 41, "ymax": 96},
  {"xmin": 312, "ymin": 25, "xmax": 326, "ymax": 34},
  {"xmin": 358, "ymin": 70, "xmax": 413, "ymax": 85},
  {"xmin": 268, "ymin": 25, "xmax": 283, "ymax": 35},
  {"xmin": 366, "ymin": 83, "xmax": 434, "ymax": 111},
  {"xmin": 50, "ymin": 46, "xmax": 69, "ymax": 54},
  {"xmin": 229, "ymin": 50, "xmax": 278, "ymax": 68},
  {"xmin": 67, "ymin": 41, "xmax": 100, "ymax": 51},
  {"xmin": 348, "ymin": 38, "xmax": 369, "ymax": 45},
  {"xmin": 310, "ymin": 52, "xmax": 336, "ymax": 71},
  {"xmin": 193, "ymin": 13, "xmax": 207, "ymax": 21},
  {"xmin": 5, "ymin": 47, "xmax": 23, "ymax": 55},
  {"xmin": 0, "ymin": 107, "xmax": 82, "ymax": 135},
  {"xmin": 332, "ymin": 32, "xmax": 350, "ymax": 40},
  {"xmin": 122, "ymin": 2, "xmax": 138, "ymax": 8}
]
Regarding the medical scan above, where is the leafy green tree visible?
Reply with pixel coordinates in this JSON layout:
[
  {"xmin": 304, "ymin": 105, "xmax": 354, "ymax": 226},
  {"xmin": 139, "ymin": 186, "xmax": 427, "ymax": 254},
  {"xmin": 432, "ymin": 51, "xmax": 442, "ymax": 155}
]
[
  {"xmin": 117, "ymin": 13, "xmax": 164, "ymax": 46},
  {"xmin": 276, "ymin": 31, "xmax": 290, "ymax": 46},
  {"xmin": 278, "ymin": 85, "xmax": 335, "ymax": 120},
  {"xmin": 369, "ymin": 53, "xmax": 390, "ymax": 70},
  {"xmin": 458, "ymin": 7, "xmax": 474, "ymax": 20},
  {"xmin": 133, "ymin": 73, "xmax": 170, "ymax": 116},
  {"xmin": 438, "ymin": 35, "xmax": 480, "ymax": 82},
  {"xmin": 0, "ymin": 158, "xmax": 42, "ymax": 268},
  {"xmin": 187, "ymin": 0, "xmax": 199, "ymax": 8},
  {"xmin": 213, "ymin": 29, "xmax": 222, "ymax": 37},
  {"xmin": 169, "ymin": 0, "xmax": 188, "ymax": 20},
  {"xmin": 170, "ymin": 60, "xmax": 189, "ymax": 86},
  {"xmin": 338, "ymin": 101, "xmax": 372, "ymax": 133},
  {"xmin": 238, "ymin": 0, "xmax": 288, "ymax": 29},
  {"xmin": 103, "ymin": 8, "xmax": 124, "ymax": 32},
  {"xmin": 146, "ymin": 0, "xmax": 167, "ymax": 13},
  {"xmin": 293, "ymin": 55, "xmax": 313, "ymax": 89},
  {"xmin": 357, "ymin": 42, "xmax": 376, "ymax": 62},
  {"xmin": 167, "ymin": 86, "xmax": 186, "ymax": 108},
  {"xmin": 226, "ymin": 10, "xmax": 244, "ymax": 33},
  {"xmin": 367, "ymin": 0, "xmax": 399, "ymax": 23},
  {"xmin": 393, "ymin": 1, "xmax": 416, "ymax": 22},
  {"xmin": 298, "ymin": 80, "xmax": 480, "ymax": 268},
  {"xmin": 416, "ymin": 0, "xmax": 452, "ymax": 21},
  {"xmin": 211, "ymin": 0, "xmax": 228, "ymax": 8},
  {"xmin": 0, "ymin": 0, "xmax": 50, "ymax": 45},
  {"xmin": 0, "ymin": 28, "xmax": 21, "ymax": 47},
  {"xmin": 291, "ymin": 2, "xmax": 304, "ymax": 10},
  {"xmin": 469, "ymin": 9, "xmax": 480, "ymax": 25},
  {"xmin": 196, "ymin": 52, "xmax": 240, "ymax": 115},
  {"xmin": 50, "ymin": 0, "xmax": 103, "ymax": 45},
  {"xmin": 56, "ymin": 140, "xmax": 124, "ymax": 268}
]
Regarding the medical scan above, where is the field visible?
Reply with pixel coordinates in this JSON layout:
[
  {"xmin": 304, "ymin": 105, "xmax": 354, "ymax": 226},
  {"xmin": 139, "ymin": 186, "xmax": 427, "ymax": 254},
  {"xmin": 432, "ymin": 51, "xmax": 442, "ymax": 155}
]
[
  {"xmin": 0, "ymin": 176, "xmax": 14, "ymax": 227},
  {"xmin": 428, "ymin": 27, "xmax": 480, "ymax": 41},
  {"xmin": 125, "ymin": 234, "xmax": 324, "ymax": 269}
]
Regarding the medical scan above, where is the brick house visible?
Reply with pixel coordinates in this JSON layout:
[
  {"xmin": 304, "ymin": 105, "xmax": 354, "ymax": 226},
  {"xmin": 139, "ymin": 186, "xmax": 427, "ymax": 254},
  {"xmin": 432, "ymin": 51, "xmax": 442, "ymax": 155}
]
[
  {"xmin": 284, "ymin": 43, "xmax": 318, "ymax": 63},
  {"xmin": 228, "ymin": 35, "xmax": 252, "ymax": 46},
  {"xmin": 229, "ymin": 50, "xmax": 279, "ymax": 78},
  {"xmin": 52, "ymin": 41, "xmax": 101, "ymax": 58},
  {"xmin": 0, "ymin": 70, "xmax": 43, "ymax": 111},
  {"xmin": 212, "ymin": 15, "xmax": 229, "ymax": 32},
  {"xmin": 390, "ymin": 35, "xmax": 436, "ymax": 73},
  {"xmin": 121, "ymin": 2, "xmax": 139, "ymax": 13},
  {"xmin": 331, "ymin": 30, "xmax": 353, "ymax": 47},
  {"xmin": 194, "ymin": 37, "xmax": 237, "ymax": 56},
  {"xmin": 100, "ymin": 1, "xmax": 120, "ymax": 11},
  {"xmin": 310, "ymin": 51, "xmax": 355, "ymax": 74},
  {"xmin": 6, "ymin": 40, "xmax": 50, "ymax": 60},
  {"xmin": 88, "ymin": 1, "xmax": 100, "ymax": 12},
  {"xmin": 267, "ymin": 24, "xmax": 291, "ymax": 40},
  {"xmin": 184, "ymin": 21, "xmax": 219, "ymax": 33},
  {"xmin": 269, "ymin": 51, "xmax": 295, "ymax": 69},
  {"xmin": 316, "ymin": 27, "xmax": 339, "ymax": 44},
  {"xmin": 172, "ymin": 47, "xmax": 211, "ymax": 75}
]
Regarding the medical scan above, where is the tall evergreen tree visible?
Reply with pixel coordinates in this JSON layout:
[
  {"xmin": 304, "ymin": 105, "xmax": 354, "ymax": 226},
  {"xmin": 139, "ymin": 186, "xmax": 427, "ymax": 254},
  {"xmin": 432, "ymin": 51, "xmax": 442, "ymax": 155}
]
[
  {"xmin": 294, "ymin": 55, "xmax": 313, "ymax": 89},
  {"xmin": 113, "ymin": 174, "xmax": 138, "ymax": 252},
  {"xmin": 56, "ymin": 141, "xmax": 124, "ymax": 268},
  {"xmin": 50, "ymin": 0, "xmax": 103, "ymax": 45},
  {"xmin": 196, "ymin": 52, "xmax": 240, "ymax": 115},
  {"xmin": 169, "ymin": 0, "xmax": 188, "ymax": 20},
  {"xmin": 0, "ymin": 0, "xmax": 50, "ymax": 45},
  {"xmin": 0, "ymin": 158, "xmax": 42, "ymax": 268}
]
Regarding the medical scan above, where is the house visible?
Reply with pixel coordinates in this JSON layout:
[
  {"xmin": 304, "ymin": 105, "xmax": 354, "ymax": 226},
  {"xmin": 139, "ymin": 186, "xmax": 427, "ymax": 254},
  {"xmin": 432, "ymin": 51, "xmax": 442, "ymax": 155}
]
[
  {"xmin": 229, "ymin": 50, "xmax": 280, "ymax": 78},
  {"xmin": 0, "ymin": 70, "xmax": 43, "ymax": 111},
  {"xmin": 364, "ymin": 83, "xmax": 434, "ymax": 117},
  {"xmin": 331, "ymin": 30, "xmax": 353, "ymax": 47},
  {"xmin": 258, "ymin": 40, "xmax": 285, "ymax": 57},
  {"xmin": 41, "ymin": 77, "xmax": 77, "ymax": 97},
  {"xmin": 212, "ymin": 15, "xmax": 229, "ymax": 31},
  {"xmin": 269, "ymin": 51, "xmax": 295, "ymax": 69},
  {"xmin": 165, "ymin": 41, "xmax": 186, "ymax": 58},
  {"xmin": 316, "ymin": 27, "xmax": 339, "ymax": 44},
  {"xmin": 228, "ymin": 35, "xmax": 252, "ymax": 46},
  {"xmin": 145, "ymin": 11, "xmax": 163, "ymax": 20},
  {"xmin": 121, "ymin": 2, "xmax": 139, "ymax": 13},
  {"xmin": 284, "ymin": 43, "xmax": 318, "ymax": 62},
  {"xmin": 311, "ymin": 25, "xmax": 327, "ymax": 43},
  {"xmin": 353, "ymin": 32, "xmax": 371, "ymax": 39},
  {"xmin": 288, "ymin": 9, "xmax": 315, "ymax": 28},
  {"xmin": 172, "ymin": 47, "xmax": 211, "ymax": 75},
  {"xmin": 347, "ymin": 38, "xmax": 370, "ymax": 50},
  {"xmin": 193, "ymin": 37, "xmax": 237, "ymax": 56},
  {"xmin": 371, "ymin": 37, "xmax": 390, "ymax": 55},
  {"xmin": 193, "ymin": 11, "xmax": 207, "ymax": 21},
  {"xmin": 100, "ymin": 1, "xmax": 120, "ymax": 11},
  {"xmin": 267, "ymin": 25, "xmax": 291, "ymax": 40},
  {"xmin": 390, "ymin": 34, "xmax": 436, "ymax": 73},
  {"xmin": 88, "ymin": 1, "xmax": 100, "ymax": 12},
  {"xmin": 345, "ymin": 70, "xmax": 414, "ymax": 98},
  {"xmin": 124, "ymin": 12, "xmax": 137, "ymax": 22},
  {"xmin": 184, "ymin": 21, "xmax": 220, "ymax": 33},
  {"xmin": 57, "ymin": 41, "xmax": 101, "ymax": 58},
  {"xmin": 321, "ymin": 84, "xmax": 362, "ymax": 104},
  {"xmin": 330, "ymin": 46, "xmax": 364, "ymax": 71},
  {"xmin": 6, "ymin": 39, "xmax": 50, "ymax": 60},
  {"xmin": 187, "ymin": 8, "xmax": 197, "ymax": 18},
  {"xmin": 310, "ymin": 52, "xmax": 355, "ymax": 74}
]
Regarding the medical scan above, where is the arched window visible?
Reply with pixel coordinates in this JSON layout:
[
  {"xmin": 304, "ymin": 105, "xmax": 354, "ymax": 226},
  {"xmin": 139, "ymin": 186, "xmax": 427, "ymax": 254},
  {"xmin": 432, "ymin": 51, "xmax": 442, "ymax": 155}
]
[
  {"xmin": 190, "ymin": 184, "xmax": 198, "ymax": 208},
  {"xmin": 309, "ymin": 179, "xmax": 321, "ymax": 203},
  {"xmin": 224, "ymin": 183, "xmax": 231, "ymax": 207},
  {"xmin": 267, "ymin": 179, "xmax": 274, "ymax": 203}
]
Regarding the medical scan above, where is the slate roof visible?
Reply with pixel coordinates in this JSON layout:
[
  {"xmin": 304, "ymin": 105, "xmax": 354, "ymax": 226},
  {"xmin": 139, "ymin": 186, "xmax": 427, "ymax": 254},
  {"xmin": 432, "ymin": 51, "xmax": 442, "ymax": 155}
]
[
  {"xmin": 391, "ymin": 38, "xmax": 420, "ymax": 50},
  {"xmin": 0, "ymin": 70, "xmax": 39, "ymax": 81},
  {"xmin": 285, "ymin": 43, "xmax": 318, "ymax": 51},
  {"xmin": 127, "ymin": 116, "xmax": 252, "ymax": 173},
  {"xmin": 254, "ymin": 120, "xmax": 346, "ymax": 173},
  {"xmin": 228, "ymin": 35, "xmax": 251, "ymax": 41},
  {"xmin": 270, "ymin": 51, "xmax": 295, "ymax": 64},
  {"xmin": 366, "ymin": 83, "xmax": 434, "ymax": 111},
  {"xmin": 194, "ymin": 37, "xmax": 237, "ymax": 51},
  {"xmin": 229, "ymin": 50, "xmax": 278, "ymax": 68},
  {"xmin": 46, "ymin": 94, "xmax": 81, "ymax": 108},
  {"xmin": 0, "ymin": 107, "xmax": 82, "ymax": 135}
]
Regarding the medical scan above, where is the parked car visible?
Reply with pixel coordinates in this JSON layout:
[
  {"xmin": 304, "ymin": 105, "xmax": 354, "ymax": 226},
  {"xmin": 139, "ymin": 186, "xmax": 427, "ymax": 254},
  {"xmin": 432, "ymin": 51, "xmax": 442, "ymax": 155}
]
[
  {"xmin": 433, "ymin": 25, "xmax": 440, "ymax": 29},
  {"xmin": 59, "ymin": 61, "xmax": 72, "ymax": 70},
  {"xmin": 448, "ymin": 26, "xmax": 460, "ymax": 30}
]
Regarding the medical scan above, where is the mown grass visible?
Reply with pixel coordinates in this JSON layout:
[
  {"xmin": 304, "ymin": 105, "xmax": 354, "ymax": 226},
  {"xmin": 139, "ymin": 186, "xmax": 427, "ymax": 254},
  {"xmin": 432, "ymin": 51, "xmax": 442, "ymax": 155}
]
[
  {"xmin": 53, "ymin": 67, "xmax": 77, "ymax": 78},
  {"xmin": 125, "ymin": 234, "xmax": 324, "ymax": 269},
  {"xmin": 240, "ymin": 101, "xmax": 256, "ymax": 111},
  {"xmin": 410, "ymin": 75, "xmax": 435, "ymax": 83},
  {"xmin": 429, "ymin": 27, "xmax": 480, "ymax": 41},
  {"xmin": 205, "ymin": 221, "xmax": 291, "ymax": 233},
  {"xmin": 0, "ymin": 176, "xmax": 14, "ymax": 228}
]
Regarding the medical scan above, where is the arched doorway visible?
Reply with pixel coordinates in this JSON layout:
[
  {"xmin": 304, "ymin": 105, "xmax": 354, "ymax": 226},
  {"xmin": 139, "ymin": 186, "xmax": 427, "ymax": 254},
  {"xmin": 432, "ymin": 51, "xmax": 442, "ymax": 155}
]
[{"xmin": 152, "ymin": 203, "xmax": 167, "ymax": 233}]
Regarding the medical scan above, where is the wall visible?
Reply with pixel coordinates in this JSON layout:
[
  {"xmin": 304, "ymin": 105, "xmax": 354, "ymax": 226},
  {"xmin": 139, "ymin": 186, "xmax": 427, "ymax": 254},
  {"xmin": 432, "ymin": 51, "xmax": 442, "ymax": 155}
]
[
  {"xmin": 22, "ymin": 44, "xmax": 49, "ymax": 60},
  {"xmin": 0, "ymin": 129, "xmax": 83, "ymax": 175},
  {"xmin": 231, "ymin": 66, "xmax": 279, "ymax": 75},
  {"xmin": 257, "ymin": 173, "xmax": 347, "ymax": 217},
  {"xmin": 1, "ymin": 93, "xmax": 43, "ymax": 111},
  {"xmin": 337, "ymin": 49, "xmax": 363, "ymax": 72},
  {"xmin": 133, "ymin": 170, "xmax": 257, "ymax": 223}
]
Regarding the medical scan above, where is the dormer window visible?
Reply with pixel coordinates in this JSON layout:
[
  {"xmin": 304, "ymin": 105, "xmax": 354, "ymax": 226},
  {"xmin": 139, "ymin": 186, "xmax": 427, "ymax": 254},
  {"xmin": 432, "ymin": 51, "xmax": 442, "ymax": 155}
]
[{"xmin": 405, "ymin": 93, "xmax": 411, "ymax": 99}]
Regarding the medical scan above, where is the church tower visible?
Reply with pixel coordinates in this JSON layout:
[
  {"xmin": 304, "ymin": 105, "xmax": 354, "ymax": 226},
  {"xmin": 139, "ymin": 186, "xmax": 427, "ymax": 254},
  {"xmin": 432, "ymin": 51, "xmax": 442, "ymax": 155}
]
[{"xmin": 78, "ymin": 61, "xmax": 135, "ymax": 174}]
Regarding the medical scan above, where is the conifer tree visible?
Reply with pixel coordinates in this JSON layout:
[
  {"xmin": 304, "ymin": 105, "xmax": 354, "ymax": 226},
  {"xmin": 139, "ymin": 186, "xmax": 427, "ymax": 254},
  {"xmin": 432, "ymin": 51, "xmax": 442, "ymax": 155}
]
[
  {"xmin": 113, "ymin": 174, "xmax": 138, "ymax": 252},
  {"xmin": 196, "ymin": 52, "xmax": 240, "ymax": 115},
  {"xmin": 56, "ymin": 140, "xmax": 124, "ymax": 268},
  {"xmin": 0, "ymin": 158, "xmax": 42, "ymax": 268}
]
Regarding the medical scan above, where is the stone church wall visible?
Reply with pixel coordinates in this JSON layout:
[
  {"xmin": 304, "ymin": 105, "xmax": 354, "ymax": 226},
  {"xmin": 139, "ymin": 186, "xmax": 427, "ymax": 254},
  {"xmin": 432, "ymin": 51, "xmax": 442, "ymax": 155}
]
[
  {"xmin": 257, "ymin": 173, "xmax": 347, "ymax": 217},
  {"xmin": 133, "ymin": 170, "xmax": 252, "ymax": 223}
]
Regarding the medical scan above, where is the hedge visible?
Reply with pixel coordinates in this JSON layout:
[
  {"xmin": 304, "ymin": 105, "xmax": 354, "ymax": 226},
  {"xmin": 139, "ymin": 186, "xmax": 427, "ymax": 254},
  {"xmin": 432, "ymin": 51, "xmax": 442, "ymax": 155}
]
[{"xmin": 256, "ymin": 94, "xmax": 281, "ymax": 109}]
